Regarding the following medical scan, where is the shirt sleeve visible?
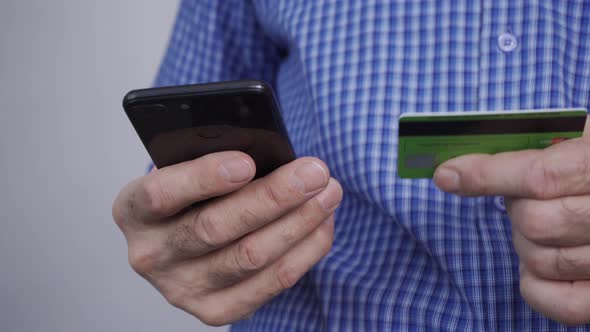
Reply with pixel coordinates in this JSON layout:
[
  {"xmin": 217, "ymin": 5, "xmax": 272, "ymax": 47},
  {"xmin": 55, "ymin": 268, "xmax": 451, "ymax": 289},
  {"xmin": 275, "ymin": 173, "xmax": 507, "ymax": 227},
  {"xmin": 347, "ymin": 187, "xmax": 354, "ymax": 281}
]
[{"xmin": 154, "ymin": 0, "xmax": 282, "ymax": 87}]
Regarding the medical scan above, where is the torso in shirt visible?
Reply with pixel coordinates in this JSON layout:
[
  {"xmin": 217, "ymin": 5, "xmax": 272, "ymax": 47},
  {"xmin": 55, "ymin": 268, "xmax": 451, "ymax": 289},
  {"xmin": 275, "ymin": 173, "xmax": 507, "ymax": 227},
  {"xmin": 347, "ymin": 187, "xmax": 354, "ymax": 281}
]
[{"xmin": 162, "ymin": 1, "xmax": 590, "ymax": 330}]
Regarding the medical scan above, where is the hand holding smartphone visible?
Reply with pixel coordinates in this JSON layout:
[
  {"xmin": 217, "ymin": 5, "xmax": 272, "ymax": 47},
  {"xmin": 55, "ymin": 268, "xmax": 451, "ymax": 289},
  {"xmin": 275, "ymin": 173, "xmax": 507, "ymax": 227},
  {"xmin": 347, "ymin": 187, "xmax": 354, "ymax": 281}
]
[{"xmin": 115, "ymin": 80, "xmax": 340, "ymax": 325}]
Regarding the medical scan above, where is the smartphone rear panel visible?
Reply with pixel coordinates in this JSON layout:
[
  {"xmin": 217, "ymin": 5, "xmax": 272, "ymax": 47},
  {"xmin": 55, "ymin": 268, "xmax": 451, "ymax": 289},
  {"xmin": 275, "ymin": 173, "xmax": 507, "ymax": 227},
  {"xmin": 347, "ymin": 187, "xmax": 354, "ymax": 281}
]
[{"xmin": 124, "ymin": 81, "xmax": 295, "ymax": 178}]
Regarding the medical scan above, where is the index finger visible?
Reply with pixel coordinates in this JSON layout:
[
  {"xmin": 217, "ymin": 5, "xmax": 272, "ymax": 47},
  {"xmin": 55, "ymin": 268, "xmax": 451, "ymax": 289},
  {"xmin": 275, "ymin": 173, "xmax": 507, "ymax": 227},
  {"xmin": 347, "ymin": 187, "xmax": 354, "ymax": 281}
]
[
  {"xmin": 165, "ymin": 157, "xmax": 331, "ymax": 256},
  {"xmin": 433, "ymin": 136, "xmax": 590, "ymax": 199},
  {"xmin": 113, "ymin": 151, "xmax": 255, "ymax": 225}
]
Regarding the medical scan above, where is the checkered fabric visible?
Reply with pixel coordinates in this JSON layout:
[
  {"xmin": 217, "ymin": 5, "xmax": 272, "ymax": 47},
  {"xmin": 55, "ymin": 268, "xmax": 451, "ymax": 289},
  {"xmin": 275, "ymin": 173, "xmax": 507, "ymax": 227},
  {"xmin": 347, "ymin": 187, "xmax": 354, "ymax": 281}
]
[{"xmin": 155, "ymin": 1, "xmax": 590, "ymax": 331}]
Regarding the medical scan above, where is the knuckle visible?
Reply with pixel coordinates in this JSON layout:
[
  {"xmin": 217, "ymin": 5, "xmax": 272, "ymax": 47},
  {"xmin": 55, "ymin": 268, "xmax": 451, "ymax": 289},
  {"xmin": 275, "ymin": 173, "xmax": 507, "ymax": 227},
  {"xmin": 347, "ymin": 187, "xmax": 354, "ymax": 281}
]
[
  {"xmin": 197, "ymin": 304, "xmax": 233, "ymax": 326},
  {"xmin": 261, "ymin": 182, "xmax": 290, "ymax": 210},
  {"xmin": 468, "ymin": 166, "xmax": 489, "ymax": 195},
  {"xmin": 196, "ymin": 210, "xmax": 227, "ymax": 249},
  {"xmin": 237, "ymin": 208, "xmax": 260, "ymax": 230},
  {"xmin": 559, "ymin": 196, "xmax": 590, "ymax": 221},
  {"xmin": 111, "ymin": 196, "xmax": 127, "ymax": 228},
  {"xmin": 140, "ymin": 177, "xmax": 171, "ymax": 216},
  {"xmin": 276, "ymin": 263, "xmax": 299, "ymax": 290},
  {"xmin": 235, "ymin": 239, "xmax": 265, "ymax": 271},
  {"xmin": 112, "ymin": 181, "xmax": 141, "ymax": 226},
  {"xmin": 163, "ymin": 286, "xmax": 188, "ymax": 310},
  {"xmin": 554, "ymin": 248, "xmax": 582, "ymax": 278},
  {"xmin": 522, "ymin": 250, "xmax": 549, "ymax": 278},
  {"xmin": 518, "ymin": 210, "xmax": 554, "ymax": 244},
  {"xmin": 315, "ymin": 223, "xmax": 335, "ymax": 255},
  {"xmin": 128, "ymin": 243, "xmax": 162, "ymax": 276},
  {"xmin": 527, "ymin": 157, "xmax": 560, "ymax": 199},
  {"xmin": 170, "ymin": 209, "xmax": 230, "ymax": 254},
  {"xmin": 279, "ymin": 223, "xmax": 300, "ymax": 246}
]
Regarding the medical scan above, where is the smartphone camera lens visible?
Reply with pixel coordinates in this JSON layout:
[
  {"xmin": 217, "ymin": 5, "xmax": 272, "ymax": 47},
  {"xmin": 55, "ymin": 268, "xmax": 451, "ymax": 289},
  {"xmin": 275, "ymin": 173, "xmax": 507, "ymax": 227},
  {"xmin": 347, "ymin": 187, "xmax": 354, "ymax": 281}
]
[
  {"xmin": 239, "ymin": 105, "xmax": 251, "ymax": 118},
  {"xmin": 152, "ymin": 104, "xmax": 168, "ymax": 112},
  {"xmin": 131, "ymin": 104, "xmax": 167, "ymax": 115}
]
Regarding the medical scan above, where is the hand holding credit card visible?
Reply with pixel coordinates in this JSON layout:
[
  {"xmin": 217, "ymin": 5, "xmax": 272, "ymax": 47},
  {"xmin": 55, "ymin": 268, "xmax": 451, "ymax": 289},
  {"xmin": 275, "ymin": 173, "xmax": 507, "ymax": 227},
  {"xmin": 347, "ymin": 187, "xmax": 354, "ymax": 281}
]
[
  {"xmin": 397, "ymin": 108, "xmax": 588, "ymax": 178},
  {"xmin": 429, "ymin": 111, "xmax": 590, "ymax": 324}
]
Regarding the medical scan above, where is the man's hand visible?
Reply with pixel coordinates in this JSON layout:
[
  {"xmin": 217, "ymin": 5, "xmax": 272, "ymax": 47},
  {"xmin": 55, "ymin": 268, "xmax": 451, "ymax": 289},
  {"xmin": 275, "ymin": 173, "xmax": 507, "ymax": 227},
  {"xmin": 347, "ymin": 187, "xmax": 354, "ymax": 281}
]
[
  {"xmin": 433, "ymin": 117, "xmax": 590, "ymax": 325},
  {"xmin": 112, "ymin": 152, "xmax": 343, "ymax": 326}
]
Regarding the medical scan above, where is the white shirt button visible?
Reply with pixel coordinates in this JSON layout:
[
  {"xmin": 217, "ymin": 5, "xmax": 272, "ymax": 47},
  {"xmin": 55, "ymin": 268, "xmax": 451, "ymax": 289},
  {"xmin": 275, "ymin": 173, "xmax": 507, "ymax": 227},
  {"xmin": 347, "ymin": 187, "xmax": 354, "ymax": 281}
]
[
  {"xmin": 498, "ymin": 32, "xmax": 518, "ymax": 53},
  {"xmin": 494, "ymin": 196, "xmax": 506, "ymax": 212}
]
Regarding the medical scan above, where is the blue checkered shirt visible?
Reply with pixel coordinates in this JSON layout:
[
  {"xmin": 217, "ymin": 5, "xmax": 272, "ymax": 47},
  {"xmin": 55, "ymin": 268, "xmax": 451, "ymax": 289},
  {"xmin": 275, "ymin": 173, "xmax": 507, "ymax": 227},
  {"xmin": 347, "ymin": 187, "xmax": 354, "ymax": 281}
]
[{"xmin": 155, "ymin": 1, "xmax": 590, "ymax": 330}]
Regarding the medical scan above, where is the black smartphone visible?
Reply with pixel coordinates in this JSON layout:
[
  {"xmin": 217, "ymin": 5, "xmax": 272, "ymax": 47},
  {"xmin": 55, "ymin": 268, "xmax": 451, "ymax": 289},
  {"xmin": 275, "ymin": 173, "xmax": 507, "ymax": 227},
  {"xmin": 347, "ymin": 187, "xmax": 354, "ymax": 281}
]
[{"xmin": 123, "ymin": 80, "xmax": 296, "ymax": 178}]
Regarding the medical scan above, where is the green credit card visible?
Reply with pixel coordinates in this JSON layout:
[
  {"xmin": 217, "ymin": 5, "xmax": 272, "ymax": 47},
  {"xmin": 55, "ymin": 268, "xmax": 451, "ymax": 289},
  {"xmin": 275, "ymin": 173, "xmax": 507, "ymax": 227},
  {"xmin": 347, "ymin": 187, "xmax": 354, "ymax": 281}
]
[{"xmin": 397, "ymin": 108, "xmax": 588, "ymax": 178}]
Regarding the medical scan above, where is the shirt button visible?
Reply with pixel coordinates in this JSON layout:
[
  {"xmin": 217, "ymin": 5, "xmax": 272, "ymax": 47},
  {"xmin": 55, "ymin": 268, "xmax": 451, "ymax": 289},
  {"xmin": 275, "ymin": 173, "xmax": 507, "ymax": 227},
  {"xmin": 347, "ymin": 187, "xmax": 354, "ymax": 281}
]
[
  {"xmin": 494, "ymin": 196, "xmax": 507, "ymax": 212},
  {"xmin": 497, "ymin": 32, "xmax": 518, "ymax": 53}
]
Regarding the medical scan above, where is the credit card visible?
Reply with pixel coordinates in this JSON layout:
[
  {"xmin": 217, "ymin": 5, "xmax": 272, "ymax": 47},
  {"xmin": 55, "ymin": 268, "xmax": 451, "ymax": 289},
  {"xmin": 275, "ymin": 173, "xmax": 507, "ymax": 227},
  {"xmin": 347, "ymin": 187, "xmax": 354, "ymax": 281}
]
[{"xmin": 397, "ymin": 108, "xmax": 588, "ymax": 178}]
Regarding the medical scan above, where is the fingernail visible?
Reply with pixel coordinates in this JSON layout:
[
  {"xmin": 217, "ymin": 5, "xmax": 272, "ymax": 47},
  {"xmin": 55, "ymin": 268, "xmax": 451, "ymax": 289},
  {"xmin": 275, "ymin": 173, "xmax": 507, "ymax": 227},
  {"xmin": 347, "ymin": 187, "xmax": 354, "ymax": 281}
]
[
  {"xmin": 219, "ymin": 157, "xmax": 253, "ymax": 183},
  {"xmin": 435, "ymin": 168, "xmax": 460, "ymax": 192},
  {"xmin": 316, "ymin": 180, "xmax": 341, "ymax": 211},
  {"xmin": 293, "ymin": 161, "xmax": 328, "ymax": 194}
]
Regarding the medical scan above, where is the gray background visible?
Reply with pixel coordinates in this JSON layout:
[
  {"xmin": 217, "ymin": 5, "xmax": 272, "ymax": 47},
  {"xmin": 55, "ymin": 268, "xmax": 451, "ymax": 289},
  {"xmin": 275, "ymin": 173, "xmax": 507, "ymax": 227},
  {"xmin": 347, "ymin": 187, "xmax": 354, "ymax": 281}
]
[{"xmin": 0, "ymin": 1, "xmax": 226, "ymax": 331}]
